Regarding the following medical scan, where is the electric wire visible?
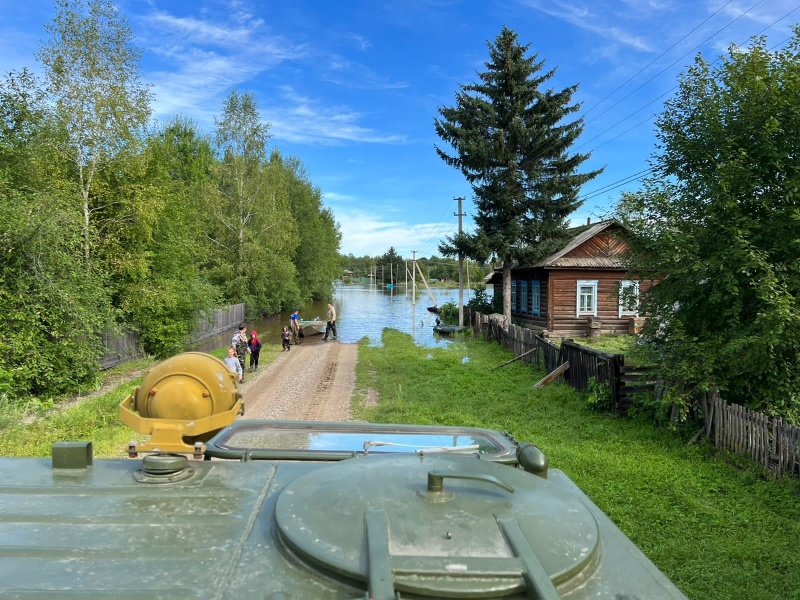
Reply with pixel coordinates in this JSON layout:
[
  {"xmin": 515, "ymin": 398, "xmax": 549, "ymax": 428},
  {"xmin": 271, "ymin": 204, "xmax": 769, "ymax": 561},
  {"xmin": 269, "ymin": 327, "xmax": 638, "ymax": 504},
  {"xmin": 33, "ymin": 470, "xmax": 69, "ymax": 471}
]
[
  {"xmin": 581, "ymin": 0, "xmax": 738, "ymax": 118},
  {"xmin": 582, "ymin": 0, "xmax": 768, "ymax": 131}
]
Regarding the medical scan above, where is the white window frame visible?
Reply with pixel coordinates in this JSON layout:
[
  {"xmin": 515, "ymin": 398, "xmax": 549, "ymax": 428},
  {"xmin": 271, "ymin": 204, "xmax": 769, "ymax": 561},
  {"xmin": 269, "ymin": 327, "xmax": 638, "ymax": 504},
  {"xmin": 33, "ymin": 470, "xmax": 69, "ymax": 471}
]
[
  {"xmin": 576, "ymin": 280, "xmax": 598, "ymax": 317},
  {"xmin": 618, "ymin": 280, "xmax": 640, "ymax": 317}
]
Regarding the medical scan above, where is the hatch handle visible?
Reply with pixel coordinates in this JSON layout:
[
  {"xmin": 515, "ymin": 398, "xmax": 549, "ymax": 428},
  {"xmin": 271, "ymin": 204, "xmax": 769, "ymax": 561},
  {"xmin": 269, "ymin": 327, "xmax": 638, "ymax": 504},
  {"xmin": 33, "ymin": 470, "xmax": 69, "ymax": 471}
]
[{"xmin": 427, "ymin": 470, "xmax": 514, "ymax": 494}]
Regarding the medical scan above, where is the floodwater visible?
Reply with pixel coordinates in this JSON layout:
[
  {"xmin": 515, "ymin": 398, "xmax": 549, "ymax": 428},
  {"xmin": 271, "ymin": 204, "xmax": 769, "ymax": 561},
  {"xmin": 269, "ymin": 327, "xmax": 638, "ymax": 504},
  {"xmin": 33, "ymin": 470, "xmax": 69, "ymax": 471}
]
[{"xmin": 191, "ymin": 283, "xmax": 489, "ymax": 352}]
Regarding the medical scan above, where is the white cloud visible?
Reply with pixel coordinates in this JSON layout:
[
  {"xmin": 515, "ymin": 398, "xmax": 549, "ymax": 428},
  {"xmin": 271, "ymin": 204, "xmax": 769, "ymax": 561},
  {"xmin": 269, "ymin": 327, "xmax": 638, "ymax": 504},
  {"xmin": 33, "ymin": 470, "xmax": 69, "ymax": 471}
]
[
  {"xmin": 515, "ymin": 0, "xmax": 654, "ymax": 52},
  {"xmin": 137, "ymin": 6, "xmax": 307, "ymax": 122},
  {"xmin": 334, "ymin": 208, "xmax": 457, "ymax": 257},
  {"xmin": 320, "ymin": 54, "xmax": 409, "ymax": 90},
  {"xmin": 265, "ymin": 86, "xmax": 407, "ymax": 145}
]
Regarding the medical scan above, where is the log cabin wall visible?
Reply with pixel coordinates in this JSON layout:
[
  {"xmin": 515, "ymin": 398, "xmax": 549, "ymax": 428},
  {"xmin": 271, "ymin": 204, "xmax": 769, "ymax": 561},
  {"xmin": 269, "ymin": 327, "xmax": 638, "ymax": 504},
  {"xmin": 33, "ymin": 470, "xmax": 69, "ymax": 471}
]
[{"xmin": 548, "ymin": 270, "xmax": 629, "ymax": 336}]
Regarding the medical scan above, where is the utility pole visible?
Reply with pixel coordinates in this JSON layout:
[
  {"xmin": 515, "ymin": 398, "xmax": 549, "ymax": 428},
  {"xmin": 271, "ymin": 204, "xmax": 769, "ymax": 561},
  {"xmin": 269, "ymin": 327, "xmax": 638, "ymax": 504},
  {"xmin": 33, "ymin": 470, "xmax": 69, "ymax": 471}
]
[
  {"xmin": 411, "ymin": 251, "xmax": 417, "ymax": 305},
  {"xmin": 455, "ymin": 197, "xmax": 466, "ymax": 326}
]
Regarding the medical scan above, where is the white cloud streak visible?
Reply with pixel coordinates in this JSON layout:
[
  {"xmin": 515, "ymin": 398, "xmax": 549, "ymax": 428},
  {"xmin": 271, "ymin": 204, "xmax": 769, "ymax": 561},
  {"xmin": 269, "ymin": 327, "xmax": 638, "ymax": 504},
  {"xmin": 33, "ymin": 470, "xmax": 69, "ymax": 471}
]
[{"xmin": 515, "ymin": 0, "xmax": 655, "ymax": 52}]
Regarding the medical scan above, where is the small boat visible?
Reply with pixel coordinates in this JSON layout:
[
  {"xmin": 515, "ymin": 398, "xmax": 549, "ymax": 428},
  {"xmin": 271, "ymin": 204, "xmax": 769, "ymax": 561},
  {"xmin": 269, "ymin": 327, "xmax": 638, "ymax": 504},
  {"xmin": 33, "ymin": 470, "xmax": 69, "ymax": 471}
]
[
  {"xmin": 299, "ymin": 319, "xmax": 326, "ymax": 337},
  {"xmin": 433, "ymin": 325, "xmax": 467, "ymax": 335}
]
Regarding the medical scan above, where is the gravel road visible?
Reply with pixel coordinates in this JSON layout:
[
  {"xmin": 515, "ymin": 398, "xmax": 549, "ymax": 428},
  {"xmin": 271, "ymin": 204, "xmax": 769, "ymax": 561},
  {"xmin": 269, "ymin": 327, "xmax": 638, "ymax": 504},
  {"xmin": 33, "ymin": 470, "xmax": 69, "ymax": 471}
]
[{"xmin": 238, "ymin": 339, "xmax": 358, "ymax": 421}]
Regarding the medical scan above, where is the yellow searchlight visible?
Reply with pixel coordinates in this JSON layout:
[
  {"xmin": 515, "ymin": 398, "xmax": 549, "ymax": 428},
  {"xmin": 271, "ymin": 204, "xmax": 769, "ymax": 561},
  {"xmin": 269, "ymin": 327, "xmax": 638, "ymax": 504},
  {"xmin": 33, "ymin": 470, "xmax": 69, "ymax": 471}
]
[{"xmin": 119, "ymin": 352, "xmax": 244, "ymax": 457}]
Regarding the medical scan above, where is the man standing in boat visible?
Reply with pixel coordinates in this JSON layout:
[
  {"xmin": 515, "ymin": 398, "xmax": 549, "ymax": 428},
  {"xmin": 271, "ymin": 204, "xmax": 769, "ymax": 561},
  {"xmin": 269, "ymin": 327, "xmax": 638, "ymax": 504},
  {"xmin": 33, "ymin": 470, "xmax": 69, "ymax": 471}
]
[{"xmin": 323, "ymin": 302, "xmax": 337, "ymax": 341}]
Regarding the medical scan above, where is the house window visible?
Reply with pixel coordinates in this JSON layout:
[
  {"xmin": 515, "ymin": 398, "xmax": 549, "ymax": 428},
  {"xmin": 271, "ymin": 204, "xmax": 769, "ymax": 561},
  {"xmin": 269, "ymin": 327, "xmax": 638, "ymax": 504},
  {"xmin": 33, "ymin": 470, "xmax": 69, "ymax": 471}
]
[
  {"xmin": 511, "ymin": 280, "xmax": 517, "ymax": 314},
  {"xmin": 520, "ymin": 280, "xmax": 528, "ymax": 314},
  {"xmin": 618, "ymin": 280, "xmax": 639, "ymax": 317},
  {"xmin": 576, "ymin": 280, "xmax": 598, "ymax": 317},
  {"xmin": 531, "ymin": 281, "xmax": 541, "ymax": 316}
]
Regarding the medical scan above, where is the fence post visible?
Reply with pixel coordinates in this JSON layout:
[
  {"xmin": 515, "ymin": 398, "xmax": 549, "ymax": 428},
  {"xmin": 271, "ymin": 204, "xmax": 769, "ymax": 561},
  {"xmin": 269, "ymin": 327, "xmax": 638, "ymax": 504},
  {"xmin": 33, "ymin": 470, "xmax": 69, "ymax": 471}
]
[{"xmin": 611, "ymin": 354, "xmax": 623, "ymax": 414}]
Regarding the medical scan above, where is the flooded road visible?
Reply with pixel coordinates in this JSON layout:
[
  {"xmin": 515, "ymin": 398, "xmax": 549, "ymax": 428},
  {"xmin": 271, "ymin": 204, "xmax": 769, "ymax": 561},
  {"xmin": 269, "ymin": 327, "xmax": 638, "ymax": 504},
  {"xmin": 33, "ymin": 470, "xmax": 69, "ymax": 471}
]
[{"xmin": 192, "ymin": 283, "xmax": 488, "ymax": 351}]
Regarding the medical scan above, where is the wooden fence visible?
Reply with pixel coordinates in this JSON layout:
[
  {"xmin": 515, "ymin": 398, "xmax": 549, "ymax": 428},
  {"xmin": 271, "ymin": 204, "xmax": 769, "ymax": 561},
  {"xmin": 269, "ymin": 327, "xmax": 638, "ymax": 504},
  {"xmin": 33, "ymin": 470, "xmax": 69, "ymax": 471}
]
[
  {"xmin": 475, "ymin": 312, "xmax": 799, "ymax": 479},
  {"xmin": 100, "ymin": 329, "xmax": 145, "ymax": 370},
  {"xmin": 701, "ymin": 391, "xmax": 800, "ymax": 478},
  {"xmin": 191, "ymin": 303, "xmax": 246, "ymax": 341},
  {"xmin": 475, "ymin": 313, "xmax": 634, "ymax": 411},
  {"xmin": 99, "ymin": 303, "xmax": 245, "ymax": 370}
]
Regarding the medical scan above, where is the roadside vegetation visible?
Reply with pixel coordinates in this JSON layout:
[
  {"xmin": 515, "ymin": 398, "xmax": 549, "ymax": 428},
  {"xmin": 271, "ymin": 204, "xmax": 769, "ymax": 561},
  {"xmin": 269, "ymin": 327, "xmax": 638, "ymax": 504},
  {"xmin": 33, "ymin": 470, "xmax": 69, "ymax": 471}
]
[
  {"xmin": 1, "ymin": 0, "xmax": 341, "ymax": 406},
  {"xmin": 354, "ymin": 329, "xmax": 800, "ymax": 600},
  {"xmin": 0, "ymin": 345, "xmax": 285, "ymax": 457}
]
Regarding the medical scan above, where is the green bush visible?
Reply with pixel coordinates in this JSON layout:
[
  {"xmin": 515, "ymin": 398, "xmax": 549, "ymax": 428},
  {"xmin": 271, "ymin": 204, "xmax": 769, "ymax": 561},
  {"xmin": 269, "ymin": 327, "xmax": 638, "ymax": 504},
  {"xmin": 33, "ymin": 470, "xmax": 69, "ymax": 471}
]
[
  {"xmin": 586, "ymin": 377, "xmax": 612, "ymax": 411},
  {"xmin": 437, "ymin": 301, "xmax": 458, "ymax": 324},
  {"xmin": 466, "ymin": 287, "xmax": 494, "ymax": 314}
]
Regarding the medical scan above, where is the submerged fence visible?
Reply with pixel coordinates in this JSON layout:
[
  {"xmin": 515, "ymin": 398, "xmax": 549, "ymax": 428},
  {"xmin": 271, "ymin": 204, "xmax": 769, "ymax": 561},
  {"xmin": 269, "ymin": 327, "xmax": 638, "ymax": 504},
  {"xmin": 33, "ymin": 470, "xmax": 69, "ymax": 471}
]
[
  {"xmin": 474, "ymin": 312, "xmax": 799, "ymax": 479},
  {"xmin": 100, "ymin": 303, "xmax": 245, "ymax": 369}
]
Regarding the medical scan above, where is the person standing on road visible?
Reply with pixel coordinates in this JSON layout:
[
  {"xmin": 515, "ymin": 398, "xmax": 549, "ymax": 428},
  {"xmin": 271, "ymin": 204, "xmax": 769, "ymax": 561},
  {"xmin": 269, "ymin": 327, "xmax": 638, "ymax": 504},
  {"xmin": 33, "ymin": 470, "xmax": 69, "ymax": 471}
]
[
  {"xmin": 224, "ymin": 346, "xmax": 243, "ymax": 383},
  {"xmin": 248, "ymin": 330, "xmax": 262, "ymax": 371},
  {"xmin": 231, "ymin": 324, "xmax": 249, "ymax": 380},
  {"xmin": 281, "ymin": 326, "xmax": 292, "ymax": 351},
  {"xmin": 290, "ymin": 309, "xmax": 301, "ymax": 345},
  {"xmin": 323, "ymin": 302, "xmax": 337, "ymax": 341}
]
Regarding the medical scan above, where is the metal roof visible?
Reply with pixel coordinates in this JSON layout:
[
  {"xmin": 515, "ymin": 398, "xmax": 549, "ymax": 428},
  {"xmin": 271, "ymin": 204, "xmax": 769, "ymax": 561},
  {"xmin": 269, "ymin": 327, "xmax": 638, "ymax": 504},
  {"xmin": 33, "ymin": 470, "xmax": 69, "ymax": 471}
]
[{"xmin": 486, "ymin": 220, "xmax": 626, "ymax": 282}]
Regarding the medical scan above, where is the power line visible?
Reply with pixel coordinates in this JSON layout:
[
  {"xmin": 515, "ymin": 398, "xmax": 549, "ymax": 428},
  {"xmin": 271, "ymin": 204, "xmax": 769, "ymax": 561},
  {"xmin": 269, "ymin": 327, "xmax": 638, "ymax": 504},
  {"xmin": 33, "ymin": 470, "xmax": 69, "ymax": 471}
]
[
  {"xmin": 579, "ymin": 3, "xmax": 800, "ymax": 154},
  {"xmin": 582, "ymin": 0, "xmax": 738, "ymax": 119}
]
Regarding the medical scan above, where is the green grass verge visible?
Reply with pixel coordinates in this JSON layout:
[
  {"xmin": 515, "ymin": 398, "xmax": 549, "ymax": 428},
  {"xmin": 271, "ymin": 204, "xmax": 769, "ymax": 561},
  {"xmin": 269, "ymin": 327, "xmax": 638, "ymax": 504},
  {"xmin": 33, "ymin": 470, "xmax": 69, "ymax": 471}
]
[
  {"xmin": 0, "ymin": 345, "xmax": 283, "ymax": 458},
  {"xmin": 353, "ymin": 328, "xmax": 800, "ymax": 600}
]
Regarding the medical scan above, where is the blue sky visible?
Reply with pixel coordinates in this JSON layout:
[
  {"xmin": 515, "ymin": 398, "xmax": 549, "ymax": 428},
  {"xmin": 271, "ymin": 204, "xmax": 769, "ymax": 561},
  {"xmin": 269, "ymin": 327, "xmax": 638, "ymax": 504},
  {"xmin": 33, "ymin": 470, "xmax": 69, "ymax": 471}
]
[{"xmin": 1, "ymin": 1, "xmax": 797, "ymax": 258}]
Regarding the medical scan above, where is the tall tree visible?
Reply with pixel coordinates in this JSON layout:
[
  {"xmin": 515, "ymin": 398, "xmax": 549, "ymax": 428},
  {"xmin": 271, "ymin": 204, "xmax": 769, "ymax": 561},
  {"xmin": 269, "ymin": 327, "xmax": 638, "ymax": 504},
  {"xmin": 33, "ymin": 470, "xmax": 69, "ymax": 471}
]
[
  {"xmin": 282, "ymin": 155, "xmax": 341, "ymax": 303},
  {"xmin": 107, "ymin": 118, "xmax": 219, "ymax": 357},
  {"xmin": 37, "ymin": 0, "xmax": 152, "ymax": 262},
  {"xmin": 0, "ymin": 69, "xmax": 108, "ymax": 397},
  {"xmin": 209, "ymin": 91, "xmax": 298, "ymax": 314},
  {"xmin": 380, "ymin": 247, "xmax": 403, "ymax": 285},
  {"xmin": 435, "ymin": 26, "xmax": 601, "ymax": 324},
  {"xmin": 616, "ymin": 31, "xmax": 800, "ymax": 419}
]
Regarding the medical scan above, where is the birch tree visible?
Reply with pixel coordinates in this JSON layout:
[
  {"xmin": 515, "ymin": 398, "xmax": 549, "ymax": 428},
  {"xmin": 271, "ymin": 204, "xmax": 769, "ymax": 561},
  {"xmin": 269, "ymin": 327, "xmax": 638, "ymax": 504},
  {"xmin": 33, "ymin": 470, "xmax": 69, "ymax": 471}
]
[
  {"xmin": 37, "ymin": 0, "xmax": 151, "ymax": 262},
  {"xmin": 210, "ymin": 90, "xmax": 297, "ymax": 312}
]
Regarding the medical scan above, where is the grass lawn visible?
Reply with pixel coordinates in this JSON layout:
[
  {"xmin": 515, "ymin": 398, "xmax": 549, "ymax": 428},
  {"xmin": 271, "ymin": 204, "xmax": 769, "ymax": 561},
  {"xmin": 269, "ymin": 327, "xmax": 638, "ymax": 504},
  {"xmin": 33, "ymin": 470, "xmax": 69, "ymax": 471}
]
[{"xmin": 353, "ymin": 329, "xmax": 800, "ymax": 600}]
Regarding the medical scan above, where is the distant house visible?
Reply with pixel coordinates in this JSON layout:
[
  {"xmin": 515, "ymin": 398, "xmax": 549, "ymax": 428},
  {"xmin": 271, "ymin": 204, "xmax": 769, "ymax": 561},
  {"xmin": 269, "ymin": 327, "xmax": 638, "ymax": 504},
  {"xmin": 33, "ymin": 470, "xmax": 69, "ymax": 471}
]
[{"xmin": 487, "ymin": 220, "xmax": 654, "ymax": 337}]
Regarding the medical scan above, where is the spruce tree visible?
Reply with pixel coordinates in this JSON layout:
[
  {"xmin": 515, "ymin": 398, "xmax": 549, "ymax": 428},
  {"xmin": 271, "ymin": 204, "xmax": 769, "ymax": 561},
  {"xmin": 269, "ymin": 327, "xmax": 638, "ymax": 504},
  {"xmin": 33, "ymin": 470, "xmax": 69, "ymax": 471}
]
[{"xmin": 435, "ymin": 26, "xmax": 601, "ymax": 323}]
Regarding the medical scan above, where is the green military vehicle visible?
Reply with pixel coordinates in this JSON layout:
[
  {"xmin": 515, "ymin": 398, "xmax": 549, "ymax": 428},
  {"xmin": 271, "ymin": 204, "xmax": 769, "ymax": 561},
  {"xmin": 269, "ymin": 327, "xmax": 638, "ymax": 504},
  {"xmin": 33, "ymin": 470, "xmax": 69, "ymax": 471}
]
[{"xmin": 0, "ymin": 352, "xmax": 686, "ymax": 599}]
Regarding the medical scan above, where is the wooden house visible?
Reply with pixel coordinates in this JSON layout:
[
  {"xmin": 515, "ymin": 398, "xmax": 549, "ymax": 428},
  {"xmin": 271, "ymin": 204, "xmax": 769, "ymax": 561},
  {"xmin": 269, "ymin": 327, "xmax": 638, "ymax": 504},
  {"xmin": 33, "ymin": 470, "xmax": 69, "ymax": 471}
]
[{"xmin": 487, "ymin": 220, "xmax": 653, "ymax": 338}]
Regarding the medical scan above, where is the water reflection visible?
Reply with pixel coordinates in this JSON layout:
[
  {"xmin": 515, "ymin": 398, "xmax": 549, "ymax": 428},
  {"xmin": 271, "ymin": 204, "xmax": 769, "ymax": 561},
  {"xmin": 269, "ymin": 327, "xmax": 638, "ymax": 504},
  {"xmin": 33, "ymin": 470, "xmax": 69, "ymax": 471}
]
[{"xmin": 191, "ymin": 283, "xmax": 491, "ymax": 351}]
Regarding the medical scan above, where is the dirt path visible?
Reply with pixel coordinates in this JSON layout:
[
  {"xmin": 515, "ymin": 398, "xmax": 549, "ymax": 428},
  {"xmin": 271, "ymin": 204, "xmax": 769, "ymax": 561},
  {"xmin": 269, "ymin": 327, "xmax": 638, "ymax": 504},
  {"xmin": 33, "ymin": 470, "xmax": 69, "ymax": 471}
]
[{"xmin": 238, "ymin": 340, "xmax": 358, "ymax": 421}]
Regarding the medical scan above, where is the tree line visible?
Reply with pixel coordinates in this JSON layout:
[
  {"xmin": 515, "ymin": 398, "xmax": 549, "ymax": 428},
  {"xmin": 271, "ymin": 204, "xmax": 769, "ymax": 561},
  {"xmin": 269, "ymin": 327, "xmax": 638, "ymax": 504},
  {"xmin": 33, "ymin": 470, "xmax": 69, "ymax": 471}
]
[
  {"xmin": 0, "ymin": 0, "xmax": 341, "ymax": 403},
  {"xmin": 341, "ymin": 247, "xmax": 491, "ymax": 286}
]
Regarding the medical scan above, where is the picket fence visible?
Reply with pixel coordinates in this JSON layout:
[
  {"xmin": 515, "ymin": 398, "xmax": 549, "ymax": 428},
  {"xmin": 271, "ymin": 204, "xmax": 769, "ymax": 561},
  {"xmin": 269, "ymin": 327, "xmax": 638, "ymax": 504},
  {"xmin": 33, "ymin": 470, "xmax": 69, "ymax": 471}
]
[{"xmin": 701, "ymin": 391, "xmax": 799, "ymax": 478}]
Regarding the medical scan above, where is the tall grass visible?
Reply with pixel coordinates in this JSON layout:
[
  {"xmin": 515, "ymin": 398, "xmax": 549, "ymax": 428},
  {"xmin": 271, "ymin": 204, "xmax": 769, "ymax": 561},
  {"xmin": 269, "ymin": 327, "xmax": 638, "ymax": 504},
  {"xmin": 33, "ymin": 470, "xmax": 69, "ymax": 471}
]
[{"xmin": 353, "ymin": 329, "xmax": 800, "ymax": 600}]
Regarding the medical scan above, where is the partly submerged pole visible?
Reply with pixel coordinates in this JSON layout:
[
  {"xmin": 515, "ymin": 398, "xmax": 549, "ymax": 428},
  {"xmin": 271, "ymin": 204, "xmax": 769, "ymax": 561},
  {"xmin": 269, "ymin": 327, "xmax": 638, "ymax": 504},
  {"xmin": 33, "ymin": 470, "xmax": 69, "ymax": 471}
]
[{"xmin": 456, "ymin": 197, "xmax": 465, "ymax": 326}]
